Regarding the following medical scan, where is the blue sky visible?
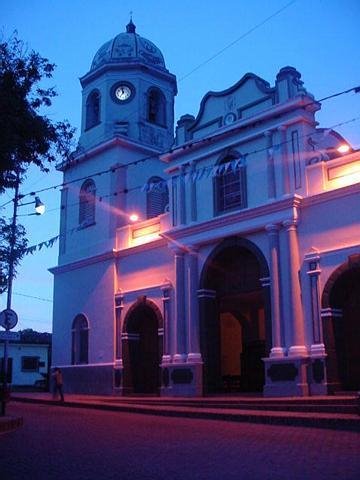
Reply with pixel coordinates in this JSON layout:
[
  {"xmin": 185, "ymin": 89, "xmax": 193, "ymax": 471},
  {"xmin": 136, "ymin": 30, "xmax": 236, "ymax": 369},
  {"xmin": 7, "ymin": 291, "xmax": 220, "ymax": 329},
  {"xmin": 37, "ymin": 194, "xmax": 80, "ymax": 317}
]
[{"xmin": 1, "ymin": 0, "xmax": 359, "ymax": 333}]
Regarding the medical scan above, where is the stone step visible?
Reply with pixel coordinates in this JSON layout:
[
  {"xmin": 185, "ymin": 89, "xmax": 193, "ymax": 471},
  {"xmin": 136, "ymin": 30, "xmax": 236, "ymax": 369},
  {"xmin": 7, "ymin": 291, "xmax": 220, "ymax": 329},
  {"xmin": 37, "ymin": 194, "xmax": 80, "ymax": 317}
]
[
  {"xmin": 116, "ymin": 400, "xmax": 358, "ymax": 414},
  {"xmin": 11, "ymin": 394, "xmax": 360, "ymax": 432}
]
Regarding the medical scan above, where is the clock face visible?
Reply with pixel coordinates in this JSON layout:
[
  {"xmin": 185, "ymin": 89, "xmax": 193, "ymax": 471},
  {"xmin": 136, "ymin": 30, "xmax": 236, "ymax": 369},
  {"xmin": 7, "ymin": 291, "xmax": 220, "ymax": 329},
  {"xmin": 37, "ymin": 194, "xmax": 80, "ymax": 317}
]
[{"xmin": 115, "ymin": 85, "xmax": 132, "ymax": 101}]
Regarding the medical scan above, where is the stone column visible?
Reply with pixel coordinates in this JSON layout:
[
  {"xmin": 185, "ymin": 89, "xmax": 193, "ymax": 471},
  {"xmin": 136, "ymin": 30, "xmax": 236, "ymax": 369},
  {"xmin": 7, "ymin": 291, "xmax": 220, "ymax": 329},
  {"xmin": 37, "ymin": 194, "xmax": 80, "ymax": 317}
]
[
  {"xmin": 161, "ymin": 282, "xmax": 172, "ymax": 363},
  {"xmin": 305, "ymin": 254, "xmax": 325, "ymax": 355},
  {"xmin": 264, "ymin": 131, "xmax": 276, "ymax": 199},
  {"xmin": 279, "ymin": 125, "xmax": 290, "ymax": 195},
  {"xmin": 283, "ymin": 219, "xmax": 307, "ymax": 356},
  {"xmin": 187, "ymin": 249, "xmax": 202, "ymax": 363},
  {"xmin": 265, "ymin": 224, "xmax": 285, "ymax": 357},
  {"xmin": 173, "ymin": 248, "xmax": 186, "ymax": 362},
  {"xmin": 114, "ymin": 293, "xmax": 124, "ymax": 364}
]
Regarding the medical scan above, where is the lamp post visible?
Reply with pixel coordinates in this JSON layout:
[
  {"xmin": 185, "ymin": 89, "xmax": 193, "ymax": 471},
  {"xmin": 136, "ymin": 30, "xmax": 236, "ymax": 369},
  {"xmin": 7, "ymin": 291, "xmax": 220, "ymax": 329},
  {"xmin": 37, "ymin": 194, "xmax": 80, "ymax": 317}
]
[{"xmin": 1, "ymin": 174, "xmax": 45, "ymax": 415}]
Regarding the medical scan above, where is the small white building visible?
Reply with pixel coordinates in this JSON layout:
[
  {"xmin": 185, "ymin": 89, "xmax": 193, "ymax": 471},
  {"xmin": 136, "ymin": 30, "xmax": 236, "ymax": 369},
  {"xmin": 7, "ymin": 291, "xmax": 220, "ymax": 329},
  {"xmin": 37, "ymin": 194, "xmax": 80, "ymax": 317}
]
[
  {"xmin": 0, "ymin": 341, "xmax": 50, "ymax": 387},
  {"xmin": 51, "ymin": 21, "xmax": 360, "ymax": 397}
]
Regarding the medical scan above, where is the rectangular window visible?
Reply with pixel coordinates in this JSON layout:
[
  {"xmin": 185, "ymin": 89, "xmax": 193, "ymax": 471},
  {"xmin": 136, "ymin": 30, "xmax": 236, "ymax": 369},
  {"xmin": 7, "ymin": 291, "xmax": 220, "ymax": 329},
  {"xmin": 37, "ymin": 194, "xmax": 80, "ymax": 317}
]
[
  {"xmin": 21, "ymin": 356, "xmax": 40, "ymax": 372},
  {"xmin": 215, "ymin": 164, "xmax": 247, "ymax": 214}
]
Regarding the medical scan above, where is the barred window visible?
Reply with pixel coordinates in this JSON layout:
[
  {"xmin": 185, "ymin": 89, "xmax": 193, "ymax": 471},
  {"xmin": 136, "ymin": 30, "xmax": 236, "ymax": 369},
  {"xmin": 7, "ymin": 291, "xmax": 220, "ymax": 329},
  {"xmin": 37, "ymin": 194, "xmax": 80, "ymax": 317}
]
[
  {"xmin": 214, "ymin": 153, "xmax": 247, "ymax": 214},
  {"xmin": 21, "ymin": 356, "xmax": 39, "ymax": 372},
  {"xmin": 147, "ymin": 88, "xmax": 166, "ymax": 126},
  {"xmin": 85, "ymin": 89, "xmax": 101, "ymax": 130},
  {"xmin": 146, "ymin": 176, "xmax": 169, "ymax": 219},
  {"xmin": 72, "ymin": 314, "xmax": 89, "ymax": 365},
  {"xmin": 79, "ymin": 179, "xmax": 96, "ymax": 226}
]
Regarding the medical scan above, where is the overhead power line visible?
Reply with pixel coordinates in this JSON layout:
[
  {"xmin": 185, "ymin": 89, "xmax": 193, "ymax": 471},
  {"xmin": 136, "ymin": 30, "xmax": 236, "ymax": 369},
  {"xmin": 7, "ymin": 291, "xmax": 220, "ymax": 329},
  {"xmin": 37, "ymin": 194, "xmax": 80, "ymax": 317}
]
[
  {"xmin": 179, "ymin": 0, "xmax": 298, "ymax": 82},
  {"xmin": 0, "ymin": 84, "xmax": 358, "ymax": 210}
]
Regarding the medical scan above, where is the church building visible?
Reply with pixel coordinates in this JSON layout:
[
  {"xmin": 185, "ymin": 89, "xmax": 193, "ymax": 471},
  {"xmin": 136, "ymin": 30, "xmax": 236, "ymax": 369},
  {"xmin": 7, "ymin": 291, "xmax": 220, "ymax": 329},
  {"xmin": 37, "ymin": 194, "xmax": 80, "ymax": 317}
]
[{"xmin": 51, "ymin": 20, "xmax": 360, "ymax": 397}]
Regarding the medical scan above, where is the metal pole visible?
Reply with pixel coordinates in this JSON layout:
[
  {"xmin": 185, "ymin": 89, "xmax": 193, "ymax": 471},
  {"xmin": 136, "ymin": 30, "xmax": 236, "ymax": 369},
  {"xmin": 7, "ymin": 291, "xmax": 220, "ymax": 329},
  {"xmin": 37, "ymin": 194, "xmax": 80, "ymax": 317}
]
[{"xmin": 1, "ymin": 173, "xmax": 20, "ymax": 416}]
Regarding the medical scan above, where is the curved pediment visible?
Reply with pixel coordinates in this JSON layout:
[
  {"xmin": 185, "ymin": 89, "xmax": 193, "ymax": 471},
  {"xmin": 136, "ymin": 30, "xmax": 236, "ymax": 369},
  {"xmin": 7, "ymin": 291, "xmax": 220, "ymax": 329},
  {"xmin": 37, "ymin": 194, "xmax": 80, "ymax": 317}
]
[{"xmin": 189, "ymin": 73, "xmax": 275, "ymax": 139}]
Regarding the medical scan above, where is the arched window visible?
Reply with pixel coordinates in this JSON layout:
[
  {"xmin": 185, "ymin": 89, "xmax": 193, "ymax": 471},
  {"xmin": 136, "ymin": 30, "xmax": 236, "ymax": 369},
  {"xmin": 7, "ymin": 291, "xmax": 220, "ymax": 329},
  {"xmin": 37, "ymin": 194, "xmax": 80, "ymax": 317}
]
[
  {"xmin": 214, "ymin": 151, "xmax": 247, "ymax": 214},
  {"xmin": 79, "ymin": 179, "xmax": 96, "ymax": 226},
  {"xmin": 147, "ymin": 88, "xmax": 166, "ymax": 126},
  {"xmin": 85, "ymin": 90, "xmax": 100, "ymax": 130},
  {"xmin": 146, "ymin": 176, "xmax": 169, "ymax": 219},
  {"xmin": 71, "ymin": 314, "xmax": 89, "ymax": 365}
]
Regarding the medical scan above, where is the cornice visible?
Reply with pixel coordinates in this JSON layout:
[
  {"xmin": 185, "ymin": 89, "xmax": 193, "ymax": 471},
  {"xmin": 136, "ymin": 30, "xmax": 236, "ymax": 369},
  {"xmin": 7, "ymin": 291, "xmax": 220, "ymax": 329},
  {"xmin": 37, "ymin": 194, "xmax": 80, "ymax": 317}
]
[
  {"xmin": 114, "ymin": 238, "xmax": 167, "ymax": 258},
  {"xmin": 162, "ymin": 97, "xmax": 315, "ymax": 165},
  {"xmin": 80, "ymin": 62, "xmax": 177, "ymax": 91},
  {"xmin": 57, "ymin": 136, "xmax": 161, "ymax": 171},
  {"xmin": 49, "ymin": 250, "xmax": 117, "ymax": 275},
  {"xmin": 302, "ymin": 182, "xmax": 360, "ymax": 208},
  {"xmin": 162, "ymin": 195, "xmax": 302, "ymax": 242}
]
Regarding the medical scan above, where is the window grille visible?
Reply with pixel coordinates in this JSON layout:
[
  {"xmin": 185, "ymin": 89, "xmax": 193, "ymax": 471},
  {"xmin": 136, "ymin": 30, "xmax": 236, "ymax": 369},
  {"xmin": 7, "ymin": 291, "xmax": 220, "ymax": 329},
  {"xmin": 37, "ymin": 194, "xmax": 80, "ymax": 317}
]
[
  {"xmin": 21, "ymin": 356, "xmax": 39, "ymax": 372},
  {"xmin": 71, "ymin": 314, "xmax": 89, "ymax": 365},
  {"xmin": 214, "ymin": 155, "xmax": 247, "ymax": 214},
  {"xmin": 147, "ymin": 88, "xmax": 166, "ymax": 126},
  {"xmin": 85, "ymin": 90, "xmax": 101, "ymax": 130},
  {"xmin": 79, "ymin": 179, "xmax": 96, "ymax": 226},
  {"xmin": 146, "ymin": 176, "xmax": 169, "ymax": 218}
]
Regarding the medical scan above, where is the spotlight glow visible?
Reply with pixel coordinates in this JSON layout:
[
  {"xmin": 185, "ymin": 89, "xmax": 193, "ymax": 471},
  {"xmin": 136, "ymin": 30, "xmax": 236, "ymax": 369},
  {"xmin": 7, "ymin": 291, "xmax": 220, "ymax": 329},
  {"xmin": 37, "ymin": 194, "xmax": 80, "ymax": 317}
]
[
  {"xmin": 129, "ymin": 213, "xmax": 139, "ymax": 222},
  {"xmin": 337, "ymin": 144, "xmax": 350, "ymax": 154}
]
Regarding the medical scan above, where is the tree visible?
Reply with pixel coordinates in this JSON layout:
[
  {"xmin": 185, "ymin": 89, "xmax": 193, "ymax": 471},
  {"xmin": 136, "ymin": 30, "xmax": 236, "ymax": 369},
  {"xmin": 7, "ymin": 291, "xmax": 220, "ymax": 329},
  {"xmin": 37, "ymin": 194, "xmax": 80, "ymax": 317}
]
[
  {"xmin": 0, "ymin": 217, "xmax": 28, "ymax": 294},
  {"xmin": 0, "ymin": 33, "xmax": 75, "ymax": 292},
  {"xmin": 0, "ymin": 33, "xmax": 75, "ymax": 191}
]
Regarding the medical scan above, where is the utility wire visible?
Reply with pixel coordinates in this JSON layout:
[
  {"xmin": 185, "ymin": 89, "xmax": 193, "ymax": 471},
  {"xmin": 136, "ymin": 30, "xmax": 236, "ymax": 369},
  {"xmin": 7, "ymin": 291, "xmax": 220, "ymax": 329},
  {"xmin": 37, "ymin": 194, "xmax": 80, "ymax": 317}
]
[
  {"xmin": 13, "ymin": 292, "xmax": 53, "ymax": 303},
  {"xmin": 1, "ymin": 84, "xmax": 359, "ymax": 210},
  {"xmin": 179, "ymin": 0, "xmax": 297, "ymax": 82},
  {"xmin": 18, "ymin": 113, "xmax": 360, "ymax": 229}
]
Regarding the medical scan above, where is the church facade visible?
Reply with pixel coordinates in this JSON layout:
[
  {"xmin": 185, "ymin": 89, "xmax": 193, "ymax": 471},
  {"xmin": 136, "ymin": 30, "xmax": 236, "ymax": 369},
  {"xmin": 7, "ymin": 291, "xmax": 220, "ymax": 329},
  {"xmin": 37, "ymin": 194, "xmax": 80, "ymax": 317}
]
[{"xmin": 51, "ymin": 21, "xmax": 360, "ymax": 397}]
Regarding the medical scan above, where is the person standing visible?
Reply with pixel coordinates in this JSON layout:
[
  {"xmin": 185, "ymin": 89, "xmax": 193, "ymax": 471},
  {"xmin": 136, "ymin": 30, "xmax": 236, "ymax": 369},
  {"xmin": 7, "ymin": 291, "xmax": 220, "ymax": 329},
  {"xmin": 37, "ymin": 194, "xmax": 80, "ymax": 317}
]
[{"xmin": 52, "ymin": 367, "xmax": 64, "ymax": 402}]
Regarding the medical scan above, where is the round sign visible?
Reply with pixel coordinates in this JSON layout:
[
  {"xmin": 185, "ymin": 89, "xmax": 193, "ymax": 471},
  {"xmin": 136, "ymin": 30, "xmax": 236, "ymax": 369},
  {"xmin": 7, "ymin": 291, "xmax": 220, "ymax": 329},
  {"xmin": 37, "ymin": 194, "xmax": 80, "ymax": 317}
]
[{"xmin": 0, "ymin": 308, "xmax": 18, "ymax": 330}]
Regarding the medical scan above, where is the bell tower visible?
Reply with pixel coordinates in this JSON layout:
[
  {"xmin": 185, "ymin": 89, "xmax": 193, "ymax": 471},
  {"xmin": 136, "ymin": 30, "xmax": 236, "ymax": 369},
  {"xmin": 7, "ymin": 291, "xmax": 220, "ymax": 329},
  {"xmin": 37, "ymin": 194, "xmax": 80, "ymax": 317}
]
[
  {"xmin": 57, "ymin": 21, "xmax": 177, "ymax": 264},
  {"xmin": 78, "ymin": 19, "xmax": 177, "ymax": 152}
]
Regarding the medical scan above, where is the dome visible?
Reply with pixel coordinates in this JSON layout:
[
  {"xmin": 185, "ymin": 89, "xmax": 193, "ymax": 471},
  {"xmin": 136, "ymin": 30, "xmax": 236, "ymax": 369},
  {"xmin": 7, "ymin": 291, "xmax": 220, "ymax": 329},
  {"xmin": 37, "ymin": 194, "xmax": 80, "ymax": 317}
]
[{"xmin": 90, "ymin": 20, "xmax": 166, "ymax": 72}]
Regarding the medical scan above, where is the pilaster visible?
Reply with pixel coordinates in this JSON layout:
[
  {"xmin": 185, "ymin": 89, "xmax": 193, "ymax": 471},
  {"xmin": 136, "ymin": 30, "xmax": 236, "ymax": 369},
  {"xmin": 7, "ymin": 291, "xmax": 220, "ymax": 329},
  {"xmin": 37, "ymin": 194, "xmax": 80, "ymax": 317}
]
[
  {"xmin": 186, "ymin": 248, "xmax": 202, "ymax": 363},
  {"xmin": 264, "ymin": 130, "xmax": 276, "ymax": 199},
  {"xmin": 173, "ymin": 247, "xmax": 186, "ymax": 362},
  {"xmin": 265, "ymin": 224, "xmax": 285, "ymax": 358},
  {"xmin": 283, "ymin": 219, "xmax": 307, "ymax": 357},
  {"xmin": 279, "ymin": 125, "xmax": 291, "ymax": 195}
]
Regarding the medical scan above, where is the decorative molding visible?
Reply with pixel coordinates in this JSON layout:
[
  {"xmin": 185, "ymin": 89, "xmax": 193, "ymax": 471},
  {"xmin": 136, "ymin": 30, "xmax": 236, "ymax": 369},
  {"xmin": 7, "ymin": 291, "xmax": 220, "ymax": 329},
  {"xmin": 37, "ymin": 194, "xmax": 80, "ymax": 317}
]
[
  {"xmin": 161, "ymin": 194, "xmax": 303, "ymax": 243},
  {"xmin": 162, "ymin": 102, "xmax": 315, "ymax": 164},
  {"xmin": 115, "ymin": 238, "xmax": 167, "ymax": 257},
  {"xmin": 49, "ymin": 250, "xmax": 117, "ymax": 274},
  {"xmin": 302, "ymin": 182, "xmax": 360, "ymax": 208},
  {"xmin": 57, "ymin": 135, "xmax": 162, "ymax": 171}
]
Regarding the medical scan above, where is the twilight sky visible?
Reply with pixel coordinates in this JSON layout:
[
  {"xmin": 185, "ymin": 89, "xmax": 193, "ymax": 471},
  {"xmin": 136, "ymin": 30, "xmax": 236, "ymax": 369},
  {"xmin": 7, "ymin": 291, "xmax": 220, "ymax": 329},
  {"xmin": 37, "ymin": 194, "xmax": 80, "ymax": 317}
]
[{"xmin": 1, "ymin": 0, "xmax": 359, "ymax": 333}]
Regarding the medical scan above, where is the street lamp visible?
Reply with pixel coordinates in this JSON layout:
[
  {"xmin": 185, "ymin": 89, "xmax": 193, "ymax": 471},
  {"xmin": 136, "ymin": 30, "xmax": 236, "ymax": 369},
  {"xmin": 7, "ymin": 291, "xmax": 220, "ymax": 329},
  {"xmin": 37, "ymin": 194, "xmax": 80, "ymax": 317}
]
[{"xmin": 0, "ymin": 175, "xmax": 45, "ymax": 415}]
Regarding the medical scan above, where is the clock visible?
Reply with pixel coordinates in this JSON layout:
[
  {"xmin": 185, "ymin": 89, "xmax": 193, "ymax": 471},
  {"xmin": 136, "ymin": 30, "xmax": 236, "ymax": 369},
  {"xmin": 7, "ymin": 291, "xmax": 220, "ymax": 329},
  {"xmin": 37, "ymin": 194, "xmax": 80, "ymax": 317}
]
[
  {"xmin": 111, "ymin": 82, "xmax": 134, "ymax": 103},
  {"xmin": 115, "ymin": 85, "xmax": 131, "ymax": 101}
]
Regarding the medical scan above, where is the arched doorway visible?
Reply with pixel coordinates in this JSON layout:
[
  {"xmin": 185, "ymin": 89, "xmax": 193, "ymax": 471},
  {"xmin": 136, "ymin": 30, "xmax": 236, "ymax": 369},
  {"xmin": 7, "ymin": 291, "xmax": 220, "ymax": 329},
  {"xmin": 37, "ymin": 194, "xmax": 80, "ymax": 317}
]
[
  {"xmin": 122, "ymin": 298, "xmax": 163, "ymax": 395},
  {"xmin": 322, "ymin": 259, "xmax": 360, "ymax": 392},
  {"xmin": 199, "ymin": 238, "xmax": 271, "ymax": 393}
]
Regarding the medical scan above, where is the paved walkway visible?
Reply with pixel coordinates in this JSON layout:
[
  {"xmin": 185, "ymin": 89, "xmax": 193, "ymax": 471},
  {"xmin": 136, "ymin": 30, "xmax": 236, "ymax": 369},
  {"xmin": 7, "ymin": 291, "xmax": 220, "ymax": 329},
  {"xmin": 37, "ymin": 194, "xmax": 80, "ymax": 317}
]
[{"xmin": 9, "ymin": 392, "xmax": 360, "ymax": 432}]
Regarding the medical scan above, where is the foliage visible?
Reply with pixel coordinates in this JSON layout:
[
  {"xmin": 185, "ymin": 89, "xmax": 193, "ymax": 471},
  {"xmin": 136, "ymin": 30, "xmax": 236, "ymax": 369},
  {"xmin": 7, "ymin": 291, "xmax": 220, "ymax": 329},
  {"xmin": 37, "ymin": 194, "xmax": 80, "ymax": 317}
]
[
  {"xmin": 0, "ymin": 217, "xmax": 28, "ymax": 294},
  {"xmin": 0, "ymin": 33, "xmax": 75, "ymax": 292},
  {"xmin": 19, "ymin": 328, "xmax": 52, "ymax": 344},
  {"xmin": 0, "ymin": 33, "xmax": 75, "ymax": 191}
]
